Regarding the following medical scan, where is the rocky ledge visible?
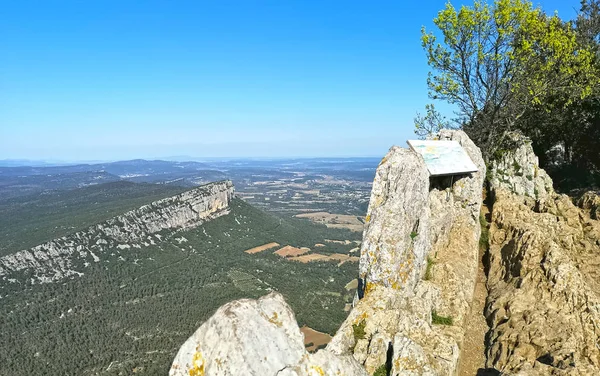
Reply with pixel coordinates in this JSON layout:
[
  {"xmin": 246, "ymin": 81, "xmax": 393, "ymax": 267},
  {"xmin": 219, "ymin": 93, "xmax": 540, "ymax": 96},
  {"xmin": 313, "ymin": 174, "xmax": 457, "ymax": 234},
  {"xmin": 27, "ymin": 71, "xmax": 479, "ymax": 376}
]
[{"xmin": 0, "ymin": 180, "xmax": 234, "ymax": 284}]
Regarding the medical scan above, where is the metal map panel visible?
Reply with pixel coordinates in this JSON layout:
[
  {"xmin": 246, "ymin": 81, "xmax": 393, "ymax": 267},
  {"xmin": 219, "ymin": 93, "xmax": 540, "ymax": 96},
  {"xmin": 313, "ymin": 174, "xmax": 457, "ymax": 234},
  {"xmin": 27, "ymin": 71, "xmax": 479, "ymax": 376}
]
[{"xmin": 407, "ymin": 140, "xmax": 478, "ymax": 177}]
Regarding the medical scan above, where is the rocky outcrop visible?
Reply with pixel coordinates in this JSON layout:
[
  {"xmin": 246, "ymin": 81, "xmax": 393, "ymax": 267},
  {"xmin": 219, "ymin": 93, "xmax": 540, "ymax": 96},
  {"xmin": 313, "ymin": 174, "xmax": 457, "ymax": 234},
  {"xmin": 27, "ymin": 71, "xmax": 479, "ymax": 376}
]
[
  {"xmin": 170, "ymin": 293, "xmax": 368, "ymax": 376},
  {"xmin": 327, "ymin": 130, "xmax": 485, "ymax": 375},
  {"xmin": 485, "ymin": 136, "xmax": 600, "ymax": 374},
  {"xmin": 489, "ymin": 132, "xmax": 554, "ymax": 201},
  {"xmin": 171, "ymin": 130, "xmax": 486, "ymax": 375},
  {"xmin": 578, "ymin": 191, "xmax": 600, "ymax": 220},
  {"xmin": 0, "ymin": 181, "xmax": 234, "ymax": 283}
]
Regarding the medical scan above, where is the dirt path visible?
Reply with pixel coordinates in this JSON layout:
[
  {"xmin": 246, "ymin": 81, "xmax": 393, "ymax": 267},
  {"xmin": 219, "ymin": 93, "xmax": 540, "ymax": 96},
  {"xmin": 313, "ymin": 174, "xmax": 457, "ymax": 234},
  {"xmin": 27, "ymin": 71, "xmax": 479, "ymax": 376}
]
[
  {"xmin": 458, "ymin": 200, "xmax": 495, "ymax": 376},
  {"xmin": 458, "ymin": 255, "xmax": 489, "ymax": 376}
]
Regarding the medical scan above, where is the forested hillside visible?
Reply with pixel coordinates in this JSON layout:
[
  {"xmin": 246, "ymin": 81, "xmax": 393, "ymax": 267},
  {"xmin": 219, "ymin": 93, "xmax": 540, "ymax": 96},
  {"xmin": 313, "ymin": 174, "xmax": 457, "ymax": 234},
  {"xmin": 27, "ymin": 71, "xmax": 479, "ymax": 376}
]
[{"xmin": 0, "ymin": 198, "xmax": 360, "ymax": 375}]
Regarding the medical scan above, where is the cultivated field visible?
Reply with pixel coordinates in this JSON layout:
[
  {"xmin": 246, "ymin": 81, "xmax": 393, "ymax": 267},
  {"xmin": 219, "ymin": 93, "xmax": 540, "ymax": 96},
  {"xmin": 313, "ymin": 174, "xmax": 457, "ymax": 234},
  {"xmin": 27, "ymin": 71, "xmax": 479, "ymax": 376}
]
[
  {"xmin": 291, "ymin": 253, "xmax": 330, "ymax": 263},
  {"xmin": 244, "ymin": 242, "xmax": 280, "ymax": 254},
  {"xmin": 274, "ymin": 245, "xmax": 309, "ymax": 258},
  {"xmin": 300, "ymin": 326, "xmax": 332, "ymax": 352},
  {"xmin": 295, "ymin": 212, "xmax": 365, "ymax": 232}
]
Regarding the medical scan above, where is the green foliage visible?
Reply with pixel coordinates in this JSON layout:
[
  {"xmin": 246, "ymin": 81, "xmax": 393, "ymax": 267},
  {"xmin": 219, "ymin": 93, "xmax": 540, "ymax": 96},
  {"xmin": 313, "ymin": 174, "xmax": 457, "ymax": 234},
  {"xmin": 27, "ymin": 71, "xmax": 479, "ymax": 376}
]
[
  {"xmin": 410, "ymin": 231, "xmax": 418, "ymax": 240},
  {"xmin": 479, "ymin": 213, "xmax": 490, "ymax": 250},
  {"xmin": 373, "ymin": 363, "xmax": 388, "ymax": 376},
  {"xmin": 432, "ymin": 310, "xmax": 454, "ymax": 326},
  {"xmin": 424, "ymin": 257, "xmax": 435, "ymax": 281},
  {"xmin": 577, "ymin": 0, "xmax": 600, "ymax": 51},
  {"xmin": 352, "ymin": 319, "xmax": 367, "ymax": 341},
  {"xmin": 419, "ymin": 0, "xmax": 600, "ymax": 161},
  {"xmin": 414, "ymin": 103, "xmax": 455, "ymax": 139},
  {"xmin": 0, "ymin": 198, "xmax": 358, "ymax": 375}
]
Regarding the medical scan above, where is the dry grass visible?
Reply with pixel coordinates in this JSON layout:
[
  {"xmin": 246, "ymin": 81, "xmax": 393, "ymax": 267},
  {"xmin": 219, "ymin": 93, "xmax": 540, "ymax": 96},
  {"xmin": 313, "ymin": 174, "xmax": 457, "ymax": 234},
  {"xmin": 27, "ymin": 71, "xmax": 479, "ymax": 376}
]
[
  {"xmin": 244, "ymin": 242, "xmax": 279, "ymax": 254},
  {"xmin": 345, "ymin": 279, "xmax": 358, "ymax": 290},
  {"xmin": 324, "ymin": 239, "xmax": 353, "ymax": 245}
]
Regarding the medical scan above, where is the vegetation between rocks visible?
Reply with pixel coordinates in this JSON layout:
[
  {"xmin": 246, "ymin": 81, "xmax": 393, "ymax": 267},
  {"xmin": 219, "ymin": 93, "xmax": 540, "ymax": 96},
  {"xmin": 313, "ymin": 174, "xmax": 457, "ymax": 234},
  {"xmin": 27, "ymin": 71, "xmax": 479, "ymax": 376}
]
[
  {"xmin": 373, "ymin": 363, "xmax": 388, "ymax": 376},
  {"xmin": 431, "ymin": 310, "xmax": 453, "ymax": 326},
  {"xmin": 424, "ymin": 257, "xmax": 435, "ymax": 281}
]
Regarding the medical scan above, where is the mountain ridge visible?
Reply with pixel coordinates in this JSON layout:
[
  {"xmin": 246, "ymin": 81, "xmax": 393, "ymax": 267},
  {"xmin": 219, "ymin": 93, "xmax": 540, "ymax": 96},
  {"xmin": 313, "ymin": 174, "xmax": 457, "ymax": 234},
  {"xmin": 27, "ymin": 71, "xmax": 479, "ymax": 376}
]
[{"xmin": 0, "ymin": 180, "xmax": 234, "ymax": 284}]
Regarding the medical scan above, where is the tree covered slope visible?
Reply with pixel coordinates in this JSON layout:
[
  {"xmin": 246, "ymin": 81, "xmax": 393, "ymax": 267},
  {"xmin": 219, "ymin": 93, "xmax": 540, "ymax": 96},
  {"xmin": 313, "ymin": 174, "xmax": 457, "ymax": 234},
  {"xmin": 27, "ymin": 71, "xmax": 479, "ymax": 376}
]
[{"xmin": 0, "ymin": 198, "xmax": 359, "ymax": 376}]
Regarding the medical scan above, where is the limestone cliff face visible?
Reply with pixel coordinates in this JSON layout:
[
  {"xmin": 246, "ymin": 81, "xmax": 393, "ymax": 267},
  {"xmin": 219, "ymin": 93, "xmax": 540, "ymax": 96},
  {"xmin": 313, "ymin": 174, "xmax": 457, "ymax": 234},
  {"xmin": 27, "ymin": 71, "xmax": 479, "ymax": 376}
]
[
  {"xmin": 0, "ymin": 181, "xmax": 234, "ymax": 283},
  {"xmin": 327, "ymin": 129, "xmax": 485, "ymax": 375},
  {"xmin": 170, "ymin": 130, "xmax": 486, "ymax": 376},
  {"xmin": 486, "ymin": 137, "xmax": 600, "ymax": 374}
]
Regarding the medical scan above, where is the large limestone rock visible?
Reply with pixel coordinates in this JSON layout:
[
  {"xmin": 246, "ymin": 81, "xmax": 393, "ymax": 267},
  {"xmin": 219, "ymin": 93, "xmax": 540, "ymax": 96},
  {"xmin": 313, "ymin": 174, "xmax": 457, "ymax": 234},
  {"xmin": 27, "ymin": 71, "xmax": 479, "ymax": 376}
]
[
  {"xmin": 328, "ymin": 130, "xmax": 485, "ymax": 375},
  {"xmin": 169, "ymin": 292, "xmax": 368, "ymax": 376},
  {"xmin": 489, "ymin": 132, "xmax": 553, "ymax": 201},
  {"xmin": 0, "ymin": 181, "xmax": 234, "ymax": 283},
  {"xmin": 358, "ymin": 146, "xmax": 431, "ymax": 292},
  {"xmin": 486, "ymin": 136, "xmax": 600, "ymax": 375}
]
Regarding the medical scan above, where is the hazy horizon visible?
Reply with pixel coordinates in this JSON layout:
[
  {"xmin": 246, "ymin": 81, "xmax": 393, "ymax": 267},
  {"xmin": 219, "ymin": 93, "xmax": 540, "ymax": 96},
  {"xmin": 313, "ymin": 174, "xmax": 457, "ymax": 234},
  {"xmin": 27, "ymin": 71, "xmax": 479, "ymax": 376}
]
[{"xmin": 0, "ymin": 153, "xmax": 385, "ymax": 166}]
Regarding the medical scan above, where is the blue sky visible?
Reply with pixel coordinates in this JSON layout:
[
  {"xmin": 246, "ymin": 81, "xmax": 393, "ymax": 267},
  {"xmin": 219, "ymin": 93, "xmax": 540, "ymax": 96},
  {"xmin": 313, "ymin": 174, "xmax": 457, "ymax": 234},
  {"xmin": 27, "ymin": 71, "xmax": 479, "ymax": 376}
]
[{"xmin": 0, "ymin": 0, "xmax": 581, "ymax": 161}]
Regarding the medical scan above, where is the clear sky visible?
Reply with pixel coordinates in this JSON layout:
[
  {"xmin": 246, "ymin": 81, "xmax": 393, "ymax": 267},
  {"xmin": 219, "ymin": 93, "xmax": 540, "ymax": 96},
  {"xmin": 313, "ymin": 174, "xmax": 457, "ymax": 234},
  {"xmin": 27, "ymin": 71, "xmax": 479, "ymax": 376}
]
[{"xmin": 0, "ymin": 0, "xmax": 581, "ymax": 161}]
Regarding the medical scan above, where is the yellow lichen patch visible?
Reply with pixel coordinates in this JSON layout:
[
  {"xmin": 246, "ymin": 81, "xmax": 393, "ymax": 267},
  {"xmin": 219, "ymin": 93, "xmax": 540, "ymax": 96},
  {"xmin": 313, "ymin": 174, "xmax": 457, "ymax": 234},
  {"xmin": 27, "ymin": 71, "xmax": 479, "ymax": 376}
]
[
  {"xmin": 268, "ymin": 311, "xmax": 283, "ymax": 327},
  {"xmin": 353, "ymin": 311, "xmax": 369, "ymax": 325},
  {"xmin": 189, "ymin": 350, "xmax": 205, "ymax": 376},
  {"xmin": 365, "ymin": 214, "xmax": 371, "ymax": 223},
  {"xmin": 394, "ymin": 355, "xmax": 422, "ymax": 371},
  {"xmin": 363, "ymin": 282, "xmax": 377, "ymax": 296},
  {"xmin": 309, "ymin": 365, "xmax": 326, "ymax": 376}
]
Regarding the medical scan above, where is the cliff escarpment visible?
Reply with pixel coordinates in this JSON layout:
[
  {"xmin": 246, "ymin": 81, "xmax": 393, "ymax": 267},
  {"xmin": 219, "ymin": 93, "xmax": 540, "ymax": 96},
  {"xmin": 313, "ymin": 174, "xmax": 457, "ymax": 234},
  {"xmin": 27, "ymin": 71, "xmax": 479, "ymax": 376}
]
[{"xmin": 0, "ymin": 180, "xmax": 234, "ymax": 284}]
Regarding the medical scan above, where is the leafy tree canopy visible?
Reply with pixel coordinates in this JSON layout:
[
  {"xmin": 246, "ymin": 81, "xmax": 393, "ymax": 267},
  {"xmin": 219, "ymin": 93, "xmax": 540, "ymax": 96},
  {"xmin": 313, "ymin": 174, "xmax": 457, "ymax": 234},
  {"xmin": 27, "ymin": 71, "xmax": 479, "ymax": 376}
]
[{"xmin": 417, "ymin": 0, "xmax": 600, "ymax": 164}]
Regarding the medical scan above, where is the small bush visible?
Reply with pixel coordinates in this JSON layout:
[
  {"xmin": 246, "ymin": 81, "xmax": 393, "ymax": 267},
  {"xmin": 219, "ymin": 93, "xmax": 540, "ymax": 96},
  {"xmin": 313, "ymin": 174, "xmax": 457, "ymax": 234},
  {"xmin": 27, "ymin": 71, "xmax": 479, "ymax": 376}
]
[
  {"xmin": 479, "ymin": 213, "xmax": 489, "ymax": 250},
  {"xmin": 373, "ymin": 363, "xmax": 387, "ymax": 376},
  {"xmin": 424, "ymin": 257, "xmax": 435, "ymax": 281},
  {"xmin": 512, "ymin": 161, "xmax": 521, "ymax": 172},
  {"xmin": 432, "ymin": 310, "xmax": 453, "ymax": 326},
  {"xmin": 352, "ymin": 320, "xmax": 366, "ymax": 341},
  {"xmin": 410, "ymin": 231, "xmax": 418, "ymax": 240}
]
